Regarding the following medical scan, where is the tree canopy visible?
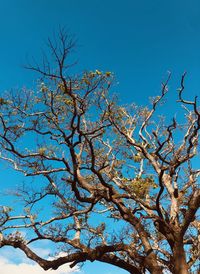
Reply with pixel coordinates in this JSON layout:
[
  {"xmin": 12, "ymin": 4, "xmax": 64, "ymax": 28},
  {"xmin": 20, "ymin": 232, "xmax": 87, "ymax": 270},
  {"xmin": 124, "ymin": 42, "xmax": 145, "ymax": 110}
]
[{"xmin": 0, "ymin": 32, "xmax": 199, "ymax": 274}]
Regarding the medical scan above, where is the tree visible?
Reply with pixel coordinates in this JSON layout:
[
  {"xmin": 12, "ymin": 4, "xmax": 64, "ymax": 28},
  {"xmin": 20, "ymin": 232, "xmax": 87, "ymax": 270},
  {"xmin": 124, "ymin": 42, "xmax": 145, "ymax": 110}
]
[{"xmin": 0, "ymin": 31, "xmax": 199, "ymax": 274}]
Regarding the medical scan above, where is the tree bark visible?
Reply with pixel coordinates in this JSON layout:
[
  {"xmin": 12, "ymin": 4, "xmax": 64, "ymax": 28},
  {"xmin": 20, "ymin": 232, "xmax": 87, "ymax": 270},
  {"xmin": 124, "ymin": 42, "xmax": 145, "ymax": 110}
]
[
  {"xmin": 172, "ymin": 241, "xmax": 189, "ymax": 274},
  {"xmin": 144, "ymin": 252, "xmax": 163, "ymax": 274},
  {"xmin": 150, "ymin": 268, "xmax": 164, "ymax": 274}
]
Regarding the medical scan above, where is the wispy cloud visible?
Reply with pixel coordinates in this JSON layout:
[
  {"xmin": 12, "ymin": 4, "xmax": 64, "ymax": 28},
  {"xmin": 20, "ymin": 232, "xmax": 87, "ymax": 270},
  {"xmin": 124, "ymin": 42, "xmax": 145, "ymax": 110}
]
[{"xmin": 0, "ymin": 247, "xmax": 81, "ymax": 274}]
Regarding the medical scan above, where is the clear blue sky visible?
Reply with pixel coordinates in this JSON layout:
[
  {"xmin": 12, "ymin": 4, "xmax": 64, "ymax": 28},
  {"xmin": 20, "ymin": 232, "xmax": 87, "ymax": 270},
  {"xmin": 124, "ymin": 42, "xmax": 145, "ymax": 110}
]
[{"xmin": 0, "ymin": 1, "xmax": 200, "ymax": 273}]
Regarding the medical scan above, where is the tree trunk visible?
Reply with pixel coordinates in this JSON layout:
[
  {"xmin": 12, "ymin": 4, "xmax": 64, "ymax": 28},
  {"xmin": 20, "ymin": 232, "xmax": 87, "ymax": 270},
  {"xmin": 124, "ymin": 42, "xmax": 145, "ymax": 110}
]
[
  {"xmin": 172, "ymin": 241, "xmax": 188, "ymax": 274},
  {"xmin": 150, "ymin": 268, "xmax": 164, "ymax": 274},
  {"xmin": 144, "ymin": 253, "xmax": 163, "ymax": 274}
]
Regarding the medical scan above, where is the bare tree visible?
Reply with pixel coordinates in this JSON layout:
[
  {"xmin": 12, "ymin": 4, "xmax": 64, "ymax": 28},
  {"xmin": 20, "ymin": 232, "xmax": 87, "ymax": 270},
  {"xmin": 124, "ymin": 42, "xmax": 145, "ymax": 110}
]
[{"xmin": 0, "ymin": 31, "xmax": 199, "ymax": 274}]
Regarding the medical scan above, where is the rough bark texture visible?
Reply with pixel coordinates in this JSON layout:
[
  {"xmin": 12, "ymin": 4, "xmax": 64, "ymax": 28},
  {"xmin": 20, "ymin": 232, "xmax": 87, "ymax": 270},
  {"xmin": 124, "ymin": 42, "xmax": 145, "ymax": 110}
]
[{"xmin": 173, "ymin": 242, "xmax": 189, "ymax": 274}]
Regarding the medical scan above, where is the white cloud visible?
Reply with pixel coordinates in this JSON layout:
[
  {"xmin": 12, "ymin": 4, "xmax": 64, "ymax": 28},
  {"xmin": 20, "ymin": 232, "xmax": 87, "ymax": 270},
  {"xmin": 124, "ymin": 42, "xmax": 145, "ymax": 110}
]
[{"xmin": 0, "ymin": 248, "xmax": 81, "ymax": 274}]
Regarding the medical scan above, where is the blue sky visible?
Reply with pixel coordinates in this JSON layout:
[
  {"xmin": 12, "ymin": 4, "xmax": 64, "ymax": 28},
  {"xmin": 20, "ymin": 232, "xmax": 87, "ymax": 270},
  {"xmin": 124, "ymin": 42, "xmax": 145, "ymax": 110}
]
[{"xmin": 0, "ymin": 1, "xmax": 200, "ymax": 273}]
